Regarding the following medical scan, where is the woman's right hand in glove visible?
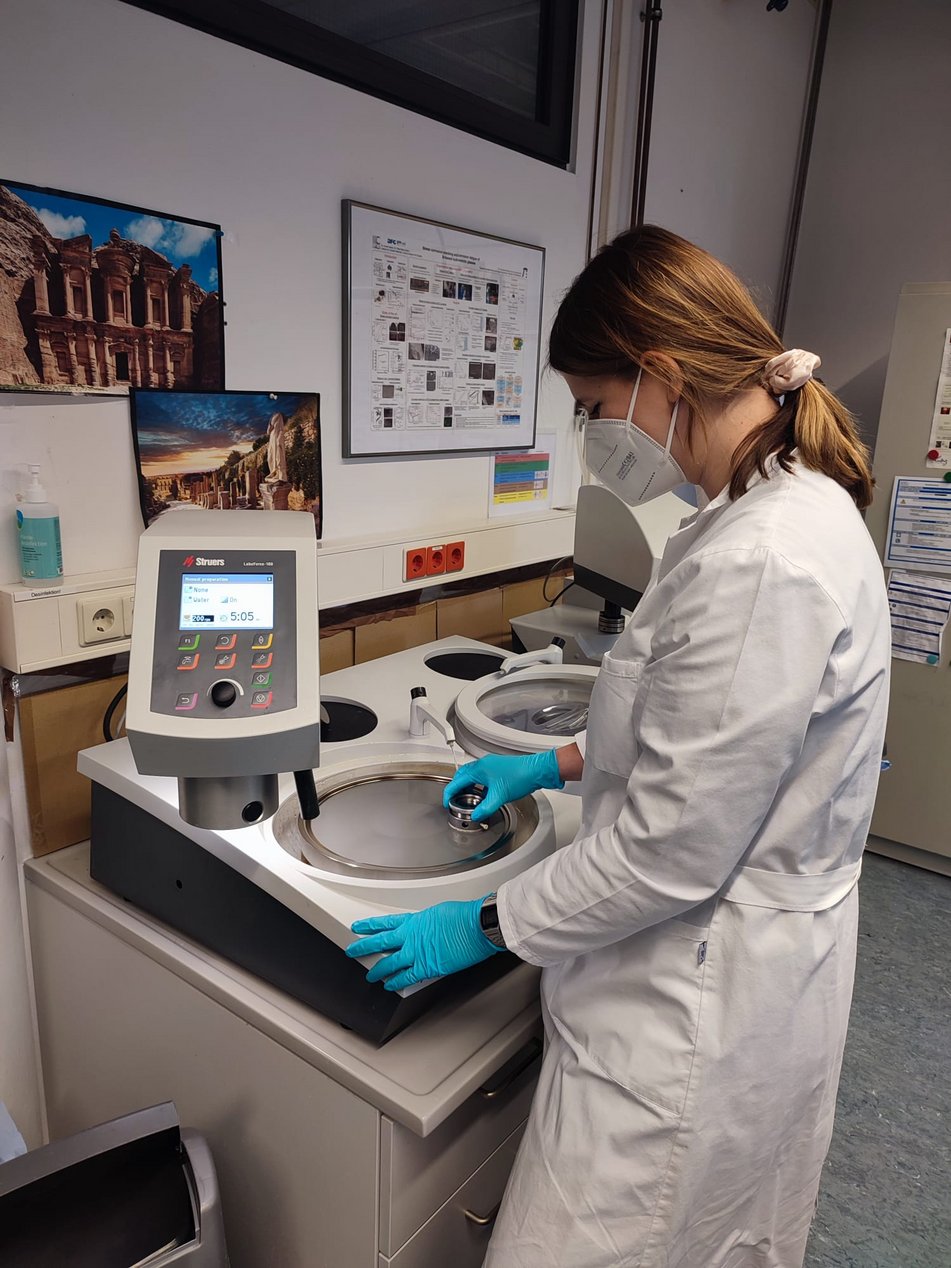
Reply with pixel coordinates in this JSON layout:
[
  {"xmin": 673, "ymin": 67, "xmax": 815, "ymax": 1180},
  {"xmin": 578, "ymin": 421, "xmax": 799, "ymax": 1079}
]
[{"xmin": 443, "ymin": 749, "xmax": 566, "ymax": 823}]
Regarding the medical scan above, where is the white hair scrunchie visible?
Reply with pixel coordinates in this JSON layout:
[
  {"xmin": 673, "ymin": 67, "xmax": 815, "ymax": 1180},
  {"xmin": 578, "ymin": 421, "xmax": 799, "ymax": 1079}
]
[{"xmin": 763, "ymin": 349, "xmax": 821, "ymax": 395}]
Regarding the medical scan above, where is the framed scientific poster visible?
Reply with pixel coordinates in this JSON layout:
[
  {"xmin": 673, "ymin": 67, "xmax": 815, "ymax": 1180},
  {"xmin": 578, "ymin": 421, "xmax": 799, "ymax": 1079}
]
[
  {"xmin": 130, "ymin": 388, "xmax": 321, "ymax": 536},
  {"xmin": 343, "ymin": 200, "xmax": 544, "ymax": 458},
  {"xmin": 0, "ymin": 180, "xmax": 223, "ymax": 391}
]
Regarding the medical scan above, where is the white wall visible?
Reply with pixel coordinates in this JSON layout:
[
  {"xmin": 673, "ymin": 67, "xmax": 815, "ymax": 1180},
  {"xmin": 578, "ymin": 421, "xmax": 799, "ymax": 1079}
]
[
  {"xmin": 644, "ymin": 0, "xmax": 817, "ymax": 313},
  {"xmin": 784, "ymin": 0, "xmax": 951, "ymax": 444},
  {"xmin": 0, "ymin": 0, "xmax": 604, "ymax": 580}
]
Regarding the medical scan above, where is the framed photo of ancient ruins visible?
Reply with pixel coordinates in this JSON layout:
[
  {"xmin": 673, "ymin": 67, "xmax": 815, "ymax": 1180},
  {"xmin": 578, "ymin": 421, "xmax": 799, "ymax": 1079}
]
[
  {"xmin": 343, "ymin": 200, "xmax": 544, "ymax": 458},
  {"xmin": 130, "ymin": 389, "xmax": 322, "ymax": 537},
  {"xmin": 0, "ymin": 180, "xmax": 224, "ymax": 391}
]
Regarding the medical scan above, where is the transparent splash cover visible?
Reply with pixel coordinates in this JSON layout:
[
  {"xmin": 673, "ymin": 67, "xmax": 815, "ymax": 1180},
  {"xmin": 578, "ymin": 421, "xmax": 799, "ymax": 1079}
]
[{"xmin": 476, "ymin": 676, "xmax": 592, "ymax": 736}]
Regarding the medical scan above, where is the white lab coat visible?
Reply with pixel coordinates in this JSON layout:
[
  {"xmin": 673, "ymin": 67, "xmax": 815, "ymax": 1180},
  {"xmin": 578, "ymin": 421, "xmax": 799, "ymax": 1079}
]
[{"xmin": 487, "ymin": 461, "xmax": 890, "ymax": 1268}]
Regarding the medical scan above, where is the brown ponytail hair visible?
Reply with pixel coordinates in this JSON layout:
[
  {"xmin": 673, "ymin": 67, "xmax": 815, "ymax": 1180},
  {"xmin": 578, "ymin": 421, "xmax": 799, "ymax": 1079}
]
[{"xmin": 549, "ymin": 226, "xmax": 873, "ymax": 510}]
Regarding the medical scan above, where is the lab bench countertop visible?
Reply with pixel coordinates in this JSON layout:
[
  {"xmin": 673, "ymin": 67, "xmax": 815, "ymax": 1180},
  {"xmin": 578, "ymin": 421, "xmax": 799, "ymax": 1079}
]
[{"xmin": 24, "ymin": 842, "xmax": 543, "ymax": 1137}]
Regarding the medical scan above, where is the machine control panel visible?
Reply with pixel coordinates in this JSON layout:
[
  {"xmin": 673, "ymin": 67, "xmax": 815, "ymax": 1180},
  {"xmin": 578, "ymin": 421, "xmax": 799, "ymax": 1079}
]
[{"xmin": 149, "ymin": 549, "xmax": 298, "ymax": 719}]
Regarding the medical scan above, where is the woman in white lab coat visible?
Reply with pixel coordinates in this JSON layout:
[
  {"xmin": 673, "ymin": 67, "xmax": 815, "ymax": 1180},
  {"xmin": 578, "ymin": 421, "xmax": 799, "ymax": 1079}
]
[{"xmin": 347, "ymin": 226, "xmax": 891, "ymax": 1267}]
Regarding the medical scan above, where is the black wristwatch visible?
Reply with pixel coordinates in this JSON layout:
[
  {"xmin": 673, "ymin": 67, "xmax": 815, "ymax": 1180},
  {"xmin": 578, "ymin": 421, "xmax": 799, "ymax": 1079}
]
[{"xmin": 479, "ymin": 894, "xmax": 506, "ymax": 949}]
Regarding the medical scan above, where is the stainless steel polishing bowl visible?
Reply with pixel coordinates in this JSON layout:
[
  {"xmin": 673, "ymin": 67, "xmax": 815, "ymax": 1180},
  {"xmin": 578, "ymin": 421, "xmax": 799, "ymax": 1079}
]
[{"xmin": 272, "ymin": 759, "xmax": 539, "ymax": 881}]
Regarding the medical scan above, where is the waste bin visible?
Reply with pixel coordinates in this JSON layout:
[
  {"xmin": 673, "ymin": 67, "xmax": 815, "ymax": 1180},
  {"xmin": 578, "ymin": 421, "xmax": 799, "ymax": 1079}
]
[{"xmin": 0, "ymin": 1102, "xmax": 230, "ymax": 1267}]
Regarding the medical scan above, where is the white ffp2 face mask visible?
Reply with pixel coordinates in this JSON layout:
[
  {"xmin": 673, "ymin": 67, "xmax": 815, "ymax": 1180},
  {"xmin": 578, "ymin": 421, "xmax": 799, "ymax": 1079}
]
[{"xmin": 583, "ymin": 369, "xmax": 687, "ymax": 505}]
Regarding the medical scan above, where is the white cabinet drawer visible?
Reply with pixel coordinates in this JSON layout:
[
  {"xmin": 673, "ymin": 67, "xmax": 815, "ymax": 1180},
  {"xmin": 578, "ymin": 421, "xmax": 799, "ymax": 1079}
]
[
  {"xmin": 381, "ymin": 1125, "xmax": 524, "ymax": 1268},
  {"xmin": 380, "ymin": 1037, "xmax": 541, "ymax": 1256}
]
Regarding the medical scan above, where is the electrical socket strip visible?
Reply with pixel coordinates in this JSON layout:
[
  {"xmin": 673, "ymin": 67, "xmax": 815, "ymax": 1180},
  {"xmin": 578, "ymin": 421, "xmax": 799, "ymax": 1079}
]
[{"xmin": 404, "ymin": 539, "xmax": 465, "ymax": 581}]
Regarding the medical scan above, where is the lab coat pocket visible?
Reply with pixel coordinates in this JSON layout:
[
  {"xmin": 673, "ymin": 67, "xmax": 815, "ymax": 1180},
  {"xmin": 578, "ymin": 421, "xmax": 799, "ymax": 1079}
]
[
  {"xmin": 584, "ymin": 650, "xmax": 644, "ymax": 779},
  {"xmin": 544, "ymin": 919, "xmax": 710, "ymax": 1118}
]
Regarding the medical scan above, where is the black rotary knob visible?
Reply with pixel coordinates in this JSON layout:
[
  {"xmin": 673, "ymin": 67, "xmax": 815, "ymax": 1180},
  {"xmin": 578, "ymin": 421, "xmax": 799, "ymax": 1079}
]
[{"xmin": 210, "ymin": 680, "xmax": 238, "ymax": 709}]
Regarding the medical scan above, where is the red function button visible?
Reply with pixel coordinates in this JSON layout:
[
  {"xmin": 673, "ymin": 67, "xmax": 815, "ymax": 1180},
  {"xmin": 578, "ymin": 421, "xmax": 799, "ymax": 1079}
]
[
  {"xmin": 251, "ymin": 651, "xmax": 273, "ymax": 669},
  {"xmin": 175, "ymin": 692, "xmax": 199, "ymax": 711},
  {"xmin": 250, "ymin": 690, "xmax": 273, "ymax": 709},
  {"xmin": 215, "ymin": 633, "xmax": 237, "ymax": 650},
  {"xmin": 177, "ymin": 653, "xmax": 200, "ymax": 670},
  {"xmin": 927, "ymin": 449, "xmax": 941, "ymax": 461},
  {"xmin": 214, "ymin": 652, "xmax": 237, "ymax": 670}
]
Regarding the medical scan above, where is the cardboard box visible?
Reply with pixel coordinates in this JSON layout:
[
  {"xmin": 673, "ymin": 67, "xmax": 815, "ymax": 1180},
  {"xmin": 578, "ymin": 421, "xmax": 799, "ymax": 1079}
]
[
  {"xmin": 19, "ymin": 675, "xmax": 127, "ymax": 856},
  {"xmin": 354, "ymin": 603, "xmax": 437, "ymax": 663},
  {"xmin": 435, "ymin": 588, "xmax": 505, "ymax": 645},
  {"xmin": 319, "ymin": 628, "xmax": 355, "ymax": 674},
  {"xmin": 501, "ymin": 576, "xmax": 556, "ymax": 624}
]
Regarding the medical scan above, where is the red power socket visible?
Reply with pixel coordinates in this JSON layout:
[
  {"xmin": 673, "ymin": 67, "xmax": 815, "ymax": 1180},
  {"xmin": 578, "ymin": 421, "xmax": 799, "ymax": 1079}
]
[
  {"xmin": 404, "ymin": 547, "xmax": 427, "ymax": 582},
  {"xmin": 426, "ymin": 545, "xmax": 446, "ymax": 576},
  {"xmin": 446, "ymin": 541, "xmax": 465, "ymax": 572}
]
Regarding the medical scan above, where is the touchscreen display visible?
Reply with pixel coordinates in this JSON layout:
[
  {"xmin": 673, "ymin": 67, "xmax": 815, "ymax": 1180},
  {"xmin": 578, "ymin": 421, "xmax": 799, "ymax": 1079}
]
[{"xmin": 180, "ymin": 573, "xmax": 274, "ymax": 631}]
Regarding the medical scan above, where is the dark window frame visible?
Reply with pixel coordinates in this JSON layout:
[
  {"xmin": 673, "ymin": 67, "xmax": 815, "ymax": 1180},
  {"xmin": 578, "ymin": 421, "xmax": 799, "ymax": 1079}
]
[{"xmin": 120, "ymin": 0, "xmax": 580, "ymax": 167}]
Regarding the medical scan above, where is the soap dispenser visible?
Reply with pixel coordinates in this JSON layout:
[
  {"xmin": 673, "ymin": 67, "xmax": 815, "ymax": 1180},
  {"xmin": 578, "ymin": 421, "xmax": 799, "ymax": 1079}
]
[{"xmin": 17, "ymin": 464, "xmax": 63, "ymax": 583}]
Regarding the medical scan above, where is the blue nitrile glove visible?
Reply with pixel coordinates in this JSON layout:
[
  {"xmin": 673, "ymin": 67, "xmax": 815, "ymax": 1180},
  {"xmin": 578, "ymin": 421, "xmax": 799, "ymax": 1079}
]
[
  {"xmin": 442, "ymin": 750, "xmax": 563, "ymax": 823},
  {"xmin": 346, "ymin": 899, "xmax": 500, "ymax": 992}
]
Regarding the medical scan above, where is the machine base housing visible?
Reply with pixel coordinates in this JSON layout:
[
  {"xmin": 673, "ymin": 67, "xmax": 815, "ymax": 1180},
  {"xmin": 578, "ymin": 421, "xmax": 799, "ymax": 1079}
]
[{"xmin": 88, "ymin": 784, "xmax": 510, "ymax": 1046}]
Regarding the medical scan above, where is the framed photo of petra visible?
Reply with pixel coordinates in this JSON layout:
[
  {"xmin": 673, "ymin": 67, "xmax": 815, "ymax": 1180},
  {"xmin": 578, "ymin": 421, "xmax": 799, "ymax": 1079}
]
[
  {"xmin": 130, "ymin": 389, "xmax": 322, "ymax": 538},
  {"xmin": 0, "ymin": 180, "xmax": 224, "ymax": 391}
]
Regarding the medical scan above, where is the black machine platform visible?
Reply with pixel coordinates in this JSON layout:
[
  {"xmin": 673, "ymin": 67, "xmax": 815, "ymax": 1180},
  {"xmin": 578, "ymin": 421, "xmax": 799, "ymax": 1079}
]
[{"xmin": 88, "ymin": 785, "xmax": 511, "ymax": 1046}]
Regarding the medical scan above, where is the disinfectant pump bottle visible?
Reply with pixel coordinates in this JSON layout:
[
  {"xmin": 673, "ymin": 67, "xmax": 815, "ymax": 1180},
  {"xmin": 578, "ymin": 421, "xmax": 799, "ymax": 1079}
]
[{"xmin": 17, "ymin": 464, "xmax": 63, "ymax": 583}]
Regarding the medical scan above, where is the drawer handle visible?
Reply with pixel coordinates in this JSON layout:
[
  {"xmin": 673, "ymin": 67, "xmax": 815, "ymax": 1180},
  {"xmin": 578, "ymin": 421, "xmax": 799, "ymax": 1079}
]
[
  {"xmin": 479, "ymin": 1038, "xmax": 542, "ymax": 1100},
  {"xmin": 464, "ymin": 1200, "xmax": 502, "ymax": 1227}
]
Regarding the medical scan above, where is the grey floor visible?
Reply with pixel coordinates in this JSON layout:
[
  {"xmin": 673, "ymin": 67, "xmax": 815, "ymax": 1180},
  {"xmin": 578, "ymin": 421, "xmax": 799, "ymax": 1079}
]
[{"xmin": 804, "ymin": 852, "xmax": 951, "ymax": 1268}]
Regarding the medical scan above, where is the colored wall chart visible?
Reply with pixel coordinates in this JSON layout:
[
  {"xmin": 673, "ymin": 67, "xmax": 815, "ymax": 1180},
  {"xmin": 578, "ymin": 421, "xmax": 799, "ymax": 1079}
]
[{"xmin": 488, "ymin": 436, "xmax": 553, "ymax": 517}]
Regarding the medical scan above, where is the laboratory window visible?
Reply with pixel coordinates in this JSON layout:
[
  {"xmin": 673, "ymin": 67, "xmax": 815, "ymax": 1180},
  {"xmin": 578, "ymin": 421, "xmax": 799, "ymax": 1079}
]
[{"xmin": 120, "ymin": 0, "xmax": 579, "ymax": 166}]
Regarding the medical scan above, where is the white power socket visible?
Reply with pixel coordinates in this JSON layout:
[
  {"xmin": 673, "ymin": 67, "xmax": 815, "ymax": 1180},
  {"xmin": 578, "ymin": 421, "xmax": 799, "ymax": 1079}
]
[{"xmin": 78, "ymin": 593, "xmax": 126, "ymax": 645}]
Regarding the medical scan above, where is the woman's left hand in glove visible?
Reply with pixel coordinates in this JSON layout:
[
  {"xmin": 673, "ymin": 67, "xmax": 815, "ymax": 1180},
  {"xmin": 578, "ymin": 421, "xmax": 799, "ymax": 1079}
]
[{"xmin": 346, "ymin": 898, "xmax": 500, "ymax": 992}]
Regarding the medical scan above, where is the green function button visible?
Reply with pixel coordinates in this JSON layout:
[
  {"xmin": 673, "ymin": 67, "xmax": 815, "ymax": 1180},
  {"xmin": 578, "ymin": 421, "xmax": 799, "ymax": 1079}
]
[
  {"xmin": 251, "ymin": 671, "xmax": 272, "ymax": 687},
  {"xmin": 178, "ymin": 633, "xmax": 201, "ymax": 651}
]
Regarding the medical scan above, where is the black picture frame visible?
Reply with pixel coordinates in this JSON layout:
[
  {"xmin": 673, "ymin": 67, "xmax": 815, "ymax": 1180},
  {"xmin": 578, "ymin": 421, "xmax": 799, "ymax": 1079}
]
[
  {"xmin": 0, "ymin": 179, "xmax": 225, "ymax": 393},
  {"xmin": 120, "ymin": 0, "xmax": 580, "ymax": 167},
  {"xmin": 130, "ymin": 387, "xmax": 322, "ymax": 538}
]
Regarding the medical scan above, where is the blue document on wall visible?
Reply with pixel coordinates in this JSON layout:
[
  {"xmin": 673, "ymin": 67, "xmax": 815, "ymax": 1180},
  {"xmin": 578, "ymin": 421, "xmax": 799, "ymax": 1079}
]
[
  {"xmin": 885, "ymin": 476, "xmax": 951, "ymax": 574},
  {"xmin": 886, "ymin": 570, "xmax": 951, "ymax": 666}
]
